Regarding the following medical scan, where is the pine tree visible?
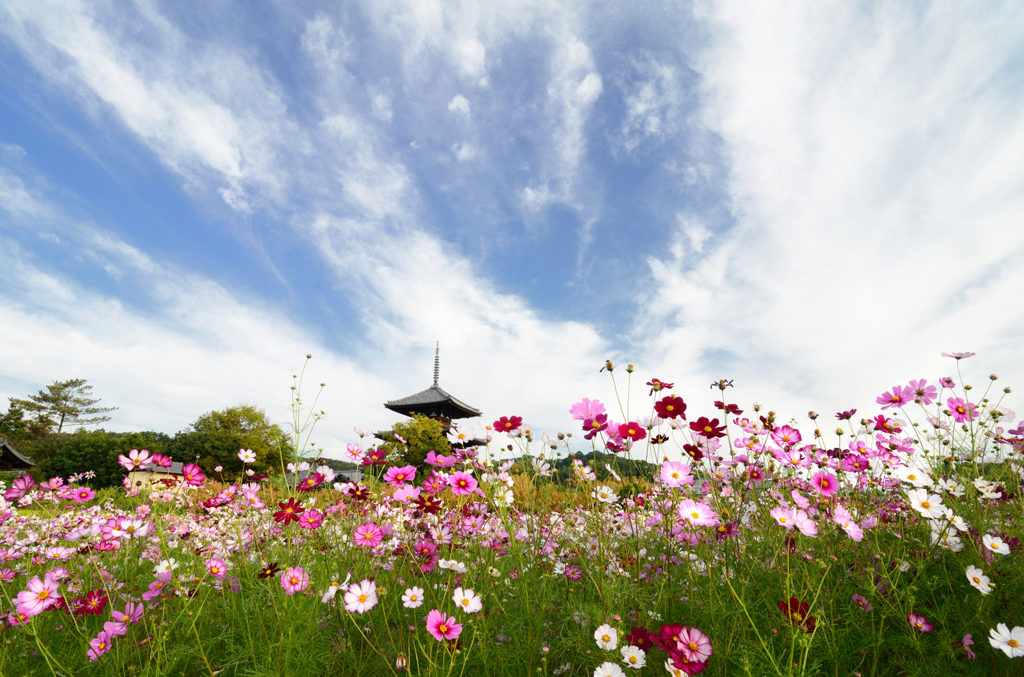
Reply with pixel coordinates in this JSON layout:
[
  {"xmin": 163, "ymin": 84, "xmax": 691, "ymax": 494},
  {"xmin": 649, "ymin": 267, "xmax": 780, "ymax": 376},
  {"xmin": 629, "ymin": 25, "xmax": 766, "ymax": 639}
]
[{"xmin": 9, "ymin": 379, "xmax": 117, "ymax": 434}]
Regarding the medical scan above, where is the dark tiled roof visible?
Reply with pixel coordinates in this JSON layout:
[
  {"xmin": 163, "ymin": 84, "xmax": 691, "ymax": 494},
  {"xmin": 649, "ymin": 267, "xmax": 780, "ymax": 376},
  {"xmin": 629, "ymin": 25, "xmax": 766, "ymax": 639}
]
[
  {"xmin": 0, "ymin": 437, "xmax": 33, "ymax": 469},
  {"xmin": 384, "ymin": 385, "xmax": 482, "ymax": 419}
]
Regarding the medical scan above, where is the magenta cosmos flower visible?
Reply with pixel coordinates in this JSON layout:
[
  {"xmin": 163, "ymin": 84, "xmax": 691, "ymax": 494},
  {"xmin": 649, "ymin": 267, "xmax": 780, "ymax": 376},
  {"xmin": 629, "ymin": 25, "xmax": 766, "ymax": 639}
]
[
  {"xmin": 448, "ymin": 471, "xmax": 478, "ymax": 496},
  {"xmin": 205, "ymin": 558, "xmax": 228, "ymax": 579},
  {"xmin": 384, "ymin": 465, "xmax": 417, "ymax": 488},
  {"xmin": 946, "ymin": 397, "xmax": 978, "ymax": 423},
  {"xmin": 810, "ymin": 471, "xmax": 839, "ymax": 497},
  {"xmin": 908, "ymin": 379, "xmax": 937, "ymax": 405},
  {"xmin": 297, "ymin": 509, "xmax": 323, "ymax": 530},
  {"xmin": 87, "ymin": 630, "xmax": 114, "ymax": 661},
  {"xmin": 281, "ymin": 567, "xmax": 309, "ymax": 595},
  {"xmin": 73, "ymin": 487, "xmax": 96, "ymax": 503},
  {"xmin": 353, "ymin": 522, "xmax": 384, "ymax": 547},
  {"xmin": 908, "ymin": 612, "xmax": 933, "ymax": 633},
  {"xmin": 876, "ymin": 386, "xmax": 912, "ymax": 410},
  {"xmin": 425, "ymin": 609, "xmax": 462, "ymax": 641},
  {"xmin": 676, "ymin": 626, "xmax": 713, "ymax": 662},
  {"xmin": 180, "ymin": 463, "xmax": 205, "ymax": 487}
]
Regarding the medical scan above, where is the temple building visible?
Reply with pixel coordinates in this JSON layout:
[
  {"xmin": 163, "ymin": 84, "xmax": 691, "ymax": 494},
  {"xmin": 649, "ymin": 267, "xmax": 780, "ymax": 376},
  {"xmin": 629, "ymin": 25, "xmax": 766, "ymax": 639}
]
[
  {"xmin": 383, "ymin": 345, "xmax": 482, "ymax": 427},
  {"xmin": 0, "ymin": 437, "xmax": 33, "ymax": 471}
]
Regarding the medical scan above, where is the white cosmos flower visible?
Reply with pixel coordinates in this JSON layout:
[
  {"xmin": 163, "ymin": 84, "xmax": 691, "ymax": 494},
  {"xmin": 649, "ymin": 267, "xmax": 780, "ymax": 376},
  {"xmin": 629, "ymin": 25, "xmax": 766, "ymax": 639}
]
[
  {"xmin": 983, "ymin": 534, "xmax": 1011, "ymax": 556},
  {"xmin": 593, "ymin": 662, "xmax": 626, "ymax": 677},
  {"xmin": 237, "ymin": 449, "xmax": 257, "ymax": 463},
  {"xmin": 989, "ymin": 623, "xmax": 1024, "ymax": 658},
  {"xmin": 402, "ymin": 586, "xmax": 424, "ymax": 609},
  {"xmin": 594, "ymin": 624, "xmax": 618, "ymax": 650},
  {"xmin": 592, "ymin": 486, "xmax": 617, "ymax": 503},
  {"xmin": 896, "ymin": 464, "xmax": 933, "ymax": 488},
  {"xmin": 153, "ymin": 558, "xmax": 179, "ymax": 574},
  {"xmin": 966, "ymin": 565, "xmax": 992, "ymax": 595},
  {"xmin": 620, "ymin": 645, "xmax": 646, "ymax": 670},
  {"xmin": 906, "ymin": 488, "xmax": 945, "ymax": 519},
  {"xmin": 452, "ymin": 587, "xmax": 483, "ymax": 613}
]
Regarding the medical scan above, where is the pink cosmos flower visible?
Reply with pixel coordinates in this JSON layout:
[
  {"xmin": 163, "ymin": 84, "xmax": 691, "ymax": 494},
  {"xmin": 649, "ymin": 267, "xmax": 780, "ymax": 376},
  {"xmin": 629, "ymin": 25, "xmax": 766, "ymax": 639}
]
[
  {"xmin": 181, "ymin": 463, "xmax": 206, "ymax": 487},
  {"xmin": 384, "ymin": 465, "xmax": 417, "ymax": 488},
  {"xmin": 297, "ymin": 509, "xmax": 323, "ymax": 530},
  {"xmin": 676, "ymin": 626, "xmax": 713, "ymax": 662},
  {"xmin": 908, "ymin": 379, "xmax": 937, "ymax": 405},
  {"xmin": 3, "ymin": 474, "xmax": 35, "ymax": 501},
  {"xmin": 393, "ymin": 486, "xmax": 422, "ymax": 502},
  {"xmin": 425, "ymin": 609, "xmax": 462, "ymax": 641},
  {"xmin": 353, "ymin": 522, "xmax": 384, "ymax": 548},
  {"xmin": 908, "ymin": 612, "xmax": 933, "ymax": 633},
  {"xmin": 117, "ymin": 448, "xmax": 153, "ymax": 472},
  {"xmin": 206, "ymin": 558, "xmax": 228, "ymax": 579},
  {"xmin": 770, "ymin": 507, "xmax": 795, "ymax": 530},
  {"xmin": 660, "ymin": 461, "xmax": 694, "ymax": 488},
  {"xmin": 676, "ymin": 499, "xmax": 719, "ymax": 527},
  {"xmin": 15, "ymin": 573, "xmax": 61, "ymax": 616},
  {"xmin": 876, "ymin": 386, "xmax": 912, "ymax": 410},
  {"xmin": 281, "ymin": 567, "xmax": 308, "ymax": 595},
  {"xmin": 142, "ymin": 572, "xmax": 172, "ymax": 602},
  {"xmin": 343, "ymin": 579, "xmax": 378, "ymax": 614},
  {"xmin": 448, "ymin": 471, "xmax": 478, "ymax": 496},
  {"xmin": 425, "ymin": 451, "xmax": 457, "ymax": 467},
  {"xmin": 793, "ymin": 510, "xmax": 817, "ymax": 537},
  {"xmin": 810, "ymin": 471, "xmax": 839, "ymax": 496},
  {"xmin": 87, "ymin": 630, "xmax": 114, "ymax": 661},
  {"xmin": 941, "ymin": 351, "xmax": 975, "ymax": 360},
  {"xmin": 570, "ymin": 398, "xmax": 606, "ymax": 421},
  {"xmin": 946, "ymin": 398, "xmax": 978, "ymax": 424},
  {"xmin": 832, "ymin": 505, "xmax": 864, "ymax": 541}
]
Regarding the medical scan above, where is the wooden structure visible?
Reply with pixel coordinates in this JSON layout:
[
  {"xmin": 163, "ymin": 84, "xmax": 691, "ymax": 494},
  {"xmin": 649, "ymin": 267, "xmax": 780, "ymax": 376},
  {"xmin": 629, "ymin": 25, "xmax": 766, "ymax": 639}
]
[
  {"xmin": 0, "ymin": 437, "xmax": 33, "ymax": 471},
  {"xmin": 383, "ymin": 345, "xmax": 482, "ymax": 427}
]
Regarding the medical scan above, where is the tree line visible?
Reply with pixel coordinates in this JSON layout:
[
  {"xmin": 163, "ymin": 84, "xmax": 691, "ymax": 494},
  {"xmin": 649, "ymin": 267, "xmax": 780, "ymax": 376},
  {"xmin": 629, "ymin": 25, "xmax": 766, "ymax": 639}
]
[{"xmin": 1, "ymin": 379, "xmax": 294, "ymax": 488}]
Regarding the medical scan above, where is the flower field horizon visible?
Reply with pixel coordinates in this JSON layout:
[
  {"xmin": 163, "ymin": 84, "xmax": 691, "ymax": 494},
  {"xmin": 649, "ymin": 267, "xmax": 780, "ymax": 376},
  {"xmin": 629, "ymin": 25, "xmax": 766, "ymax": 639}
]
[{"xmin": 1, "ymin": 353, "xmax": 1022, "ymax": 676}]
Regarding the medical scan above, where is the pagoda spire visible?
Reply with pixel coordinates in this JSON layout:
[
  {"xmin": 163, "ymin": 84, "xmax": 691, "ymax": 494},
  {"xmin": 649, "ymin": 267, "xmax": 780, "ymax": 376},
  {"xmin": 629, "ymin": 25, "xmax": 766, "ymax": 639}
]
[{"xmin": 433, "ymin": 342, "xmax": 440, "ymax": 386}]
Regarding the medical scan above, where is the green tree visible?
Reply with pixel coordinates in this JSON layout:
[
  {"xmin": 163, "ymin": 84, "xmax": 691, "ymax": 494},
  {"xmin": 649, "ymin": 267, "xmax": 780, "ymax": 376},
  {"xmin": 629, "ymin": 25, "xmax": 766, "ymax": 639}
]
[
  {"xmin": 167, "ymin": 405, "xmax": 292, "ymax": 478},
  {"xmin": 38, "ymin": 430, "xmax": 169, "ymax": 489},
  {"xmin": 9, "ymin": 379, "xmax": 117, "ymax": 434},
  {"xmin": 380, "ymin": 415, "xmax": 452, "ymax": 469},
  {"xmin": 0, "ymin": 404, "xmax": 27, "ymax": 438}
]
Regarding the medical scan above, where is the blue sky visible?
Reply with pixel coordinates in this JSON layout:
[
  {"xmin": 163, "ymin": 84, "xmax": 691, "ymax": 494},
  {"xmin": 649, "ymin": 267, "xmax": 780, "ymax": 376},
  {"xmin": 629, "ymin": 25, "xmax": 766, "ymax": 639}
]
[{"xmin": 1, "ymin": 0, "xmax": 1022, "ymax": 457}]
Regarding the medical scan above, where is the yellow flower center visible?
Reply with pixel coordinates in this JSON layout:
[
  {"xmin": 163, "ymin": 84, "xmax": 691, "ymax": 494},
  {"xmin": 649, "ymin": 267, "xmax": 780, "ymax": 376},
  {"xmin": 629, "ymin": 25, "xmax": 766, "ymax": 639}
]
[
  {"xmin": 1009, "ymin": 639, "xmax": 1019, "ymax": 648},
  {"xmin": 602, "ymin": 634, "xmax": 611, "ymax": 642},
  {"xmin": 461, "ymin": 599, "xmax": 469, "ymax": 606},
  {"xmin": 921, "ymin": 501, "xmax": 931, "ymax": 509},
  {"xmin": 691, "ymin": 512, "xmax": 700, "ymax": 519},
  {"xmin": 359, "ymin": 594, "xmax": 367, "ymax": 603},
  {"xmin": 439, "ymin": 624, "xmax": 448, "ymax": 633}
]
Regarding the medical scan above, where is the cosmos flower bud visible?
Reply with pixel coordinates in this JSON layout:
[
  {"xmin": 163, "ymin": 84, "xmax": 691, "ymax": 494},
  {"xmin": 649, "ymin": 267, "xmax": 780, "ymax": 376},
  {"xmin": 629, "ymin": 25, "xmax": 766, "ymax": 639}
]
[{"xmin": 626, "ymin": 364, "xmax": 634, "ymax": 373}]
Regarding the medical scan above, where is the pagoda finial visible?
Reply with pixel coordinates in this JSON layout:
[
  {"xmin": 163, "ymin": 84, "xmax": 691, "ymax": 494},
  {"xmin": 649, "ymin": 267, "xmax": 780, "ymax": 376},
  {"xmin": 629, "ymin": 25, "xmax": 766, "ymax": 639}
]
[{"xmin": 433, "ymin": 342, "xmax": 440, "ymax": 386}]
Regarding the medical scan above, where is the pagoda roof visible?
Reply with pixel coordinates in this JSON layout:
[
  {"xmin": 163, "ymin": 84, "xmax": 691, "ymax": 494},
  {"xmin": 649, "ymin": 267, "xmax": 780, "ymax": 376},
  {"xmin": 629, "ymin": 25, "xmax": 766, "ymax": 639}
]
[
  {"xmin": 384, "ymin": 384, "xmax": 482, "ymax": 420},
  {"xmin": 384, "ymin": 344, "xmax": 482, "ymax": 420},
  {"xmin": 0, "ymin": 437, "xmax": 34, "ymax": 470}
]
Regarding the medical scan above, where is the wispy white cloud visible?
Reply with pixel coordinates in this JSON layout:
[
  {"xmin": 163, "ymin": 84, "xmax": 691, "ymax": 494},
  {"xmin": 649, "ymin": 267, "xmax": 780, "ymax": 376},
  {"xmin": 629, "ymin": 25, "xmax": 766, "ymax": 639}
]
[{"xmin": 635, "ymin": 0, "xmax": 1024, "ymax": 421}]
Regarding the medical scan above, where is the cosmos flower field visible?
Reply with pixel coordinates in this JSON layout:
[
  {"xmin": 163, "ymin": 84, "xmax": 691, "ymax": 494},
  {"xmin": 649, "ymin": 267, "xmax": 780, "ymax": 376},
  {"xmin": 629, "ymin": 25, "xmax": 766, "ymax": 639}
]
[{"xmin": 1, "ymin": 354, "xmax": 1022, "ymax": 676}]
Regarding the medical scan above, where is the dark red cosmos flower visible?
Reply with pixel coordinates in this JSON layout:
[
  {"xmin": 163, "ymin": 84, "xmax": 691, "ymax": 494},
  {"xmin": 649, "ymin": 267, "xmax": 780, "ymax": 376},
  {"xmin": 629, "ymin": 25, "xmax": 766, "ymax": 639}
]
[
  {"xmin": 349, "ymin": 484, "xmax": 370, "ymax": 501},
  {"xmin": 493, "ymin": 416, "xmax": 523, "ymax": 432},
  {"xmin": 624, "ymin": 626, "xmax": 653, "ymax": 653},
  {"xmin": 583, "ymin": 413, "xmax": 608, "ymax": 440},
  {"xmin": 274, "ymin": 498, "xmax": 302, "ymax": 525},
  {"xmin": 75, "ymin": 590, "xmax": 108, "ymax": 616},
  {"xmin": 647, "ymin": 378, "xmax": 675, "ymax": 395},
  {"xmin": 689, "ymin": 417, "xmax": 726, "ymax": 439},
  {"xmin": 713, "ymin": 401, "xmax": 743, "ymax": 415},
  {"xmin": 834, "ymin": 409, "xmax": 857, "ymax": 421},
  {"xmin": 667, "ymin": 649, "xmax": 709, "ymax": 675},
  {"xmin": 296, "ymin": 473, "xmax": 325, "ymax": 493},
  {"xmin": 683, "ymin": 444, "xmax": 705, "ymax": 462},
  {"xmin": 618, "ymin": 422, "xmax": 647, "ymax": 442},
  {"xmin": 413, "ymin": 494, "xmax": 442, "ymax": 514},
  {"xmin": 779, "ymin": 597, "xmax": 817, "ymax": 633},
  {"xmin": 257, "ymin": 563, "xmax": 279, "ymax": 579},
  {"xmin": 655, "ymin": 395, "xmax": 687, "ymax": 420},
  {"xmin": 650, "ymin": 434, "xmax": 669, "ymax": 445}
]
